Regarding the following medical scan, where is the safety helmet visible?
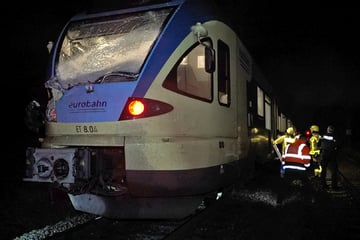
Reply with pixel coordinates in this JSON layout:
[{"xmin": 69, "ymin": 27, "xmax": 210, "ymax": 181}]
[
  {"xmin": 310, "ymin": 125, "xmax": 319, "ymax": 133},
  {"xmin": 327, "ymin": 125, "xmax": 334, "ymax": 134},
  {"xmin": 286, "ymin": 127, "xmax": 294, "ymax": 135}
]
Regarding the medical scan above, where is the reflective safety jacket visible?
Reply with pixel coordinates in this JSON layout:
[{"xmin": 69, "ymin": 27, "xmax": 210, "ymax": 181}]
[
  {"xmin": 282, "ymin": 139, "xmax": 311, "ymax": 172},
  {"xmin": 309, "ymin": 134, "xmax": 321, "ymax": 156},
  {"xmin": 273, "ymin": 134, "xmax": 296, "ymax": 155}
]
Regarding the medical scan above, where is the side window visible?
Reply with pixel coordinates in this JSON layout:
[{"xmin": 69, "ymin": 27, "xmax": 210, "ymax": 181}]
[
  {"xmin": 217, "ymin": 40, "xmax": 230, "ymax": 106},
  {"xmin": 162, "ymin": 40, "xmax": 213, "ymax": 102},
  {"xmin": 265, "ymin": 94, "xmax": 271, "ymax": 130},
  {"xmin": 257, "ymin": 86, "xmax": 264, "ymax": 117}
]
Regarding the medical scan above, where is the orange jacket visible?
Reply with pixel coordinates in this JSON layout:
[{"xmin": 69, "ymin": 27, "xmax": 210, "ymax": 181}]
[{"xmin": 282, "ymin": 139, "xmax": 311, "ymax": 171}]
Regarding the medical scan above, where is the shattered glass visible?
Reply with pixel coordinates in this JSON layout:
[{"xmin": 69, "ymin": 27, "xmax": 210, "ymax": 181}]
[{"xmin": 55, "ymin": 8, "xmax": 172, "ymax": 88}]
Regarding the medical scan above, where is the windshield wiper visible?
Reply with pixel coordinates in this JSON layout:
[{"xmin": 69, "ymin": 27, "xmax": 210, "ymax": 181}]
[
  {"xmin": 95, "ymin": 71, "xmax": 139, "ymax": 83},
  {"xmin": 45, "ymin": 77, "xmax": 82, "ymax": 91}
]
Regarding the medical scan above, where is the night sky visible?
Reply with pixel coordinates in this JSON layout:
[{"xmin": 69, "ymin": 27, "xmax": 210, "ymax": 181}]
[
  {"xmin": 231, "ymin": 4, "xmax": 360, "ymax": 134},
  {"xmin": 14, "ymin": 1, "xmax": 360, "ymax": 136}
]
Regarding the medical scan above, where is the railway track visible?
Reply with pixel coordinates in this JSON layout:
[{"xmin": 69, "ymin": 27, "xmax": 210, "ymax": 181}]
[
  {"xmin": 13, "ymin": 189, "xmax": 228, "ymax": 240},
  {"xmin": 329, "ymin": 147, "xmax": 360, "ymax": 203},
  {"xmin": 12, "ymin": 148, "xmax": 360, "ymax": 240},
  {"xmin": 163, "ymin": 192, "xmax": 227, "ymax": 239},
  {"xmin": 10, "ymin": 196, "xmax": 211, "ymax": 239}
]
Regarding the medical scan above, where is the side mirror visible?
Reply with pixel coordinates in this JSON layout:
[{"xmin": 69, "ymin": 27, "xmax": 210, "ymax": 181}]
[
  {"xmin": 191, "ymin": 22, "xmax": 215, "ymax": 73},
  {"xmin": 205, "ymin": 46, "xmax": 215, "ymax": 73}
]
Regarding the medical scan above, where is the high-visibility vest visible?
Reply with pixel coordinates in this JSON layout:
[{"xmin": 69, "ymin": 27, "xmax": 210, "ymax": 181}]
[
  {"xmin": 309, "ymin": 134, "xmax": 321, "ymax": 156},
  {"xmin": 282, "ymin": 140, "xmax": 311, "ymax": 171}
]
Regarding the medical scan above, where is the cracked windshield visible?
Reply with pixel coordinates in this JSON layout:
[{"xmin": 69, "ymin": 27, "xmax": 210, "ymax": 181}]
[{"xmin": 56, "ymin": 8, "xmax": 172, "ymax": 88}]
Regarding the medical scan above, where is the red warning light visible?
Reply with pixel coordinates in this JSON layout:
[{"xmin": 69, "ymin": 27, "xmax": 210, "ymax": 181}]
[
  {"xmin": 119, "ymin": 97, "xmax": 174, "ymax": 120},
  {"xmin": 128, "ymin": 100, "xmax": 145, "ymax": 116}
]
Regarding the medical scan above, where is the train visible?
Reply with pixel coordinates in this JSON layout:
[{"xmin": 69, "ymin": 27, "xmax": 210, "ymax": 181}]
[{"xmin": 23, "ymin": 0, "xmax": 294, "ymax": 219}]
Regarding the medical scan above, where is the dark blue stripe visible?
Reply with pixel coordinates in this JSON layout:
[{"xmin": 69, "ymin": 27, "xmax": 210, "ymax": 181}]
[{"xmin": 133, "ymin": 0, "xmax": 216, "ymax": 97}]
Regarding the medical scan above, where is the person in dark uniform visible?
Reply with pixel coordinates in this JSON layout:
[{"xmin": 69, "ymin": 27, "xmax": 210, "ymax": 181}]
[{"xmin": 319, "ymin": 125, "xmax": 339, "ymax": 190}]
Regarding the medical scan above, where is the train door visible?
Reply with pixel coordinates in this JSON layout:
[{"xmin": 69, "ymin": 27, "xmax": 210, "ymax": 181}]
[{"xmin": 209, "ymin": 21, "xmax": 253, "ymax": 177}]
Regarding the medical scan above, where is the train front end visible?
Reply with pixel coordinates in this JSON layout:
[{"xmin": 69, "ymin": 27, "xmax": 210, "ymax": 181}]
[
  {"xmin": 23, "ymin": 2, "xmax": 197, "ymax": 218},
  {"xmin": 23, "ymin": 0, "xmax": 230, "ymax": 219}
]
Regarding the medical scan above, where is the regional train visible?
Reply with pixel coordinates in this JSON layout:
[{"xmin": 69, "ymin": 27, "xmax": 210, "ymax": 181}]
[{"xmin": 24, "ymin": 0, "xmax": 294, "ymax": 219}]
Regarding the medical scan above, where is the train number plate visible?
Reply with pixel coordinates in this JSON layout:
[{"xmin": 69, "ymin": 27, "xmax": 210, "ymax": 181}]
[{"xmin": 75, "ymin": 125, "xmax": 98, "ymax": 133}]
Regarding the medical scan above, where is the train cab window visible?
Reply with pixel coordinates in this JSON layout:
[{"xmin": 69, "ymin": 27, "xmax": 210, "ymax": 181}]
[
  {"xmin": 217, "ymin": 40, "xmax": 230, "ymax": 106},
  {"xmin": 162, "ymin": 40, "xmax": 213, "ymax": 102}
]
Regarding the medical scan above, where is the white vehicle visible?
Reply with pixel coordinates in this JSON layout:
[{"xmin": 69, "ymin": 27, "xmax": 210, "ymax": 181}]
[{"xmin": 24, "ymin": 0, "xmax": 293, "ymax": 219}]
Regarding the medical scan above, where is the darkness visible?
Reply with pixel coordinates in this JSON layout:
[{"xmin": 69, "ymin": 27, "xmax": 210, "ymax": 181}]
[
  {"xmin": 228, "ymin": 3, "xmax": 360, "ymax": 133},
  {"xmin": 227, "ymin": 3, "xmax": 360, "ymax": 142},
  {"xmin": 11, "ymin": 1, "xmax": 360, "ymax": 148}
]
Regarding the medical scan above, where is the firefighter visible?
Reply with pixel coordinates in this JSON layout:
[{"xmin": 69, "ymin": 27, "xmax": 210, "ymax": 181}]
[
  {"xmin": 273, "ymin": 127, "xmax": 297, "ymax": 178},
  {"xmin": 309, "ymin": 125, "xmax": 322, "ymax": 177},
  {"xmin": 273, "ymin": 127, "xmax": 297, "ymax": 155},
  {"xmin": 281, "ymin": 134, "xmax": 311, "ymax": 175}
]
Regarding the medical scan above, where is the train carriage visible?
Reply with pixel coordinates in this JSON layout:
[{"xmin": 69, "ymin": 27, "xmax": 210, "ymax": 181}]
[{"xmin": 24, "ymin": 0, "xmax": 293, "ymax": 219}]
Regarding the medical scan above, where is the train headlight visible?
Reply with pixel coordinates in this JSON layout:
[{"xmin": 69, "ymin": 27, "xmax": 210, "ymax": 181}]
[
  {"xmin": 119, "ymin": 97, "xmax": 173, "ymax": 120},
  {"xmin": 128, "ymin": 100, "xmax": 145, "ymax": 116}
]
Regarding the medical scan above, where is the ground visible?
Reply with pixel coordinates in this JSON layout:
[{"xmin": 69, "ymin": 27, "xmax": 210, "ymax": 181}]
[{"xmin": 3, "ymin": 147, "xmax": 359, "ymax": 240}]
